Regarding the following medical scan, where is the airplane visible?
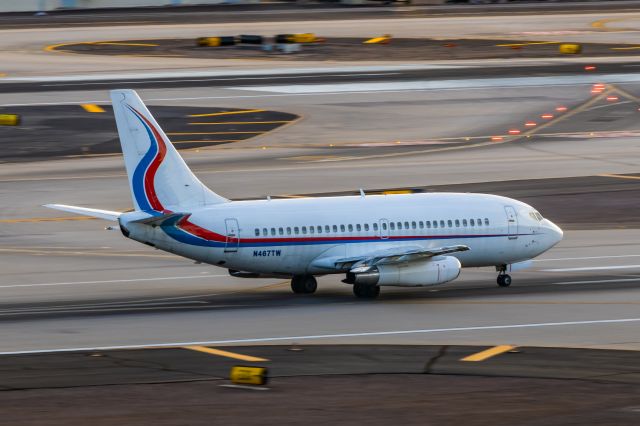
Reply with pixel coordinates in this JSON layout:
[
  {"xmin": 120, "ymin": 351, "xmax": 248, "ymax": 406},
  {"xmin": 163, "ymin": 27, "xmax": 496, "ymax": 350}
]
[{"xmin": 45, "ymin": 89, "xmax": 564, "ymax": 299}]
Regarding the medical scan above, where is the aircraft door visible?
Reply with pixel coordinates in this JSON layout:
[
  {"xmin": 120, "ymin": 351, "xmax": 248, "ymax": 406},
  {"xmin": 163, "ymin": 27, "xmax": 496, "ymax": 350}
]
[
  {"xmin": 379, "ymin": 219, "xmax": 389, "ymax": 240},
  {"xmin": 224, "ymin": 218, "xmax": 240, "ymax": 252},
  {"xmin": 504, "ymin": 206, "xmax": 518, "ymax": 240}
]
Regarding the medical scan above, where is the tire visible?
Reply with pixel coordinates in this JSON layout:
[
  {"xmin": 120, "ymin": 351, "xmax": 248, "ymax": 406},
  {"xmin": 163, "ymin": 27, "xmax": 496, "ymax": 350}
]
[
  {"xmin": 497, "ymin": 274, "xmax": 512, "ymax": 287},
  {"xmin": 291, "ymin": 275, "xmax": 317, "ymax": 294},
  {"xmin": 353, "ymin": 283, "xmax": 380, "ymax": 299}
]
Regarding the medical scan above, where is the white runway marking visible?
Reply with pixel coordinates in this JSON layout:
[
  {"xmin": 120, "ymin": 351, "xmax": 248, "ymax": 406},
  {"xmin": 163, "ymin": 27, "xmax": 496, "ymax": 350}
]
[
  {"xmin": 555, "ymin": 278, "xmax": 640, "ymax": 285},
  {"xmin": 2, "ymin": 318, "xmax": 639, "ymax": 355},
  {"xmin": 0, "ymin": 274, "xmax": 227, "ymax": 289},
  {"xmin": 229, "ymin": 73, "xmax": 640, "ymax": 94},
  {"xmin": 535, "ymin": 254, "xmax": 640, "ymax": 262},
  {"xmin": 543, "ymin": 265, "xmax": 640, "ymax": 272}
]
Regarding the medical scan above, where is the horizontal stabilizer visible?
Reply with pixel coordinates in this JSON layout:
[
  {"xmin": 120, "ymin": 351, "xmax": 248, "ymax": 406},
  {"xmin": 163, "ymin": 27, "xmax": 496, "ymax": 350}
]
[
  {"xmin": 131, "ymin": 212, "xmax": 190, "ymax": 227},
  {"xmin": 43, "ymin": 204, "xmax": 121, "ymax": 222}
]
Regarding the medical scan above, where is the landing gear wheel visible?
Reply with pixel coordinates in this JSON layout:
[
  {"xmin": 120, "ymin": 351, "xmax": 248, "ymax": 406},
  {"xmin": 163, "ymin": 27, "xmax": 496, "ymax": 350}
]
[
  {"xmin": 353, "ymin": 283, "xmax": 380, "ymax": 299},
  {"xmin": 497, "ymin": 274, "xmax": 512, "ymax": 287},
  {"xmin": 291, "ymin": 275, "xmax": 317, "ymax": 294}
]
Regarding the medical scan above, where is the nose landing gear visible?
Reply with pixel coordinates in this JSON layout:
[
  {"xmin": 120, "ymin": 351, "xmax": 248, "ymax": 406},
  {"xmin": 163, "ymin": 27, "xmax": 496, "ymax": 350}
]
[{"xmin": 496, "ymin": 265, "xmax": 512, "ymax": 287}]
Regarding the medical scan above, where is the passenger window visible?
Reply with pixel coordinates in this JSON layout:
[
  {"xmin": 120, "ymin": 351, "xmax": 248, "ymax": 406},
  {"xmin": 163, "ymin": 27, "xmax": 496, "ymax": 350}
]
[
  {"xmin": 419, "ymin": 221, "xmax": 424, "ymax": 229},
  {"xmin": 356, "ymin": 224, "xmax": 361, "ymax": 232},
  {"xmin": 381, "ymin": 222, "xmax": 386, "ymax": 230},
  {"xmin": 462, "ymin": 219, "xmax": 467, "ymax": 227},
  {"xmin": 263, "ymin": 228, "xmax": 268, "ymax": 236},
  {"xmin": 433, "ymin": 221, "xmax": 437, "ymax": 229},
  {"xmin": 340, "ymin": 225, "xmax": 345, "ymax": 232},
  {"xmin": 374, "ymin": 223, "xmax": 379, "ymax": 231},
  {"xmin": 294, "ymin": 227, "xmax": 299, "ymax": 235},
  {"xmin": 484, "ymin": 218, "xmax": 490, "ymax": 226},
  {"xmin": 447, "ymin": 220, "xmax": 452, "ymax": 228},
  {"xmin": 317, "ymin": 226, "xmax": 322, "ymax": 234},
  {"xmin": 455, "ymin": 219, "xmax": 460, "ymax": 227},
  {"xmin": 397, "ymin": 222, "xmax": 402, "ymax": 230},
  {"xmin": 287, "ymin": 227, "xmax": 292, "ymax": 235},
  {"xmin": 440, "ymin": 220, "xmax": 445, "ymax": 228},
  {"xmin": 470, "ymin": 219, "xmax": 474, "ymax": 226},
  {"xmin": 364, "ymin": 223, "xmax": 369, "ymax": 231},
  {"xmin": 333, "ymin": 225, "xmax": 338, "ymax": 233},
  {"xmin": 302, "ymin": 226, "xmax": 307, "ymax": 234},
  {"xmin": 477, "ymin": 218, "xmax": 482, "ymax": 226},
  {"xmin": 279, "ymin": 227, "xmax": 284, "ymax": 235},
  {"xmin": 348, "ymin": 224, "xmax": 353, "ymax": 232},
  {"xmin": 325, "ymin": 225, "xmax": 330, "ymax": 233},
  {"xmin": 405, "ymin": 221, "xmax": 410, "ymax": 229},
  {"xmin": 390, "ymin": 222, "xmax": 395, "ymax": 230},
  {"xmin": 271, "ymin": 228, "xmax": 276, "ymax": 236},
  {"xmin": 427, "ymin": 221, "xmax": 432, "ymax": 228},
  {"xmin": 309, "ymin": 226, "xmax": 314, "ymax": 234},
  {"xmin": 255, "ymin": 228, "xmax": 259, "ymax": 236},
  {"xmin": 411, "ymin": 221, "xmax": 416, "ymax": 229}
]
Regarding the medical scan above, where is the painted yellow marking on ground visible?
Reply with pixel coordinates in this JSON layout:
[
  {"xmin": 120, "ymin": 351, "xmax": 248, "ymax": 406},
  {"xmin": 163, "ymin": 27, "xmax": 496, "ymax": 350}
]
[
  {"xmin": 382, "ymin": 189, "xmax": 413, "ymax": 195},
  {"xmin": 599, "ymin": 173, "xmax": 640, "ymax": 181},
  {"xmin": 167, "ymin": 131, "xmax": 263, "ymax": 136},
  {"xmin": 188, "ymin": 109, "xmax": 264, "ymax": 118},
  {"xmin": 172, "ymin": 139, "xmax": 242, "ymax": 144},
  {"xmin": 363, "ymin": 35, "xmax": 391, "ymax": 44},
  {"xmin": 608, "ymin": 84, "xmax": 640, "ymax": 103},
  {"xmin": 188, "ymin": 121, "xmax": 291, "ymax": 125},
  {"xmin": 0, "ymin": 216, "xmax": 95, "ymax": 223},
  {"xmin": 496, "ymin": 41, "xmax": 559, "ymax": 47},
  {"xmin": 92, "ymin": 42, "xmax": 158, "ymax": 47},
  {"xmin": 80, "ymin": 104, "xmax": 105, "ymax": 113},
  {"xmin": 0, "ymin": 73, "xmax": 6, "ymax": 78},
  {"xmin": 183, "ymin": 345, "xmax": 269, "ymax": 362},
  {"xmin": 461, "ymin": 345, "xmax": 517, "ymax": 362},
  {"xmin": 591, "ymin": 17, "xmax": 638, "ymax": 32},
  {"xmin": 611, "ymin": 46, "xmax": 640, "ymax": 50}
]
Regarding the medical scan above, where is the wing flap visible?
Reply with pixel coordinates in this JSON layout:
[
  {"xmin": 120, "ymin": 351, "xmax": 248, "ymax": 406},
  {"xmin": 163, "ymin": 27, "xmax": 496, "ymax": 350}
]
[
  {"xmin": 340, "ymin": 244, "xmax": 470, "ymax": 273},
  {"xmin": 43, "ymin": 204, "xmax": 121, "ymax": 222}
]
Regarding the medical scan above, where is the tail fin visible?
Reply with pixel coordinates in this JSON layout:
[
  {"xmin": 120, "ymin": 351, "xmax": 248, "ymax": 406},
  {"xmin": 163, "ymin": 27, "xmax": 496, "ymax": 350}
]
[{"xmin": 110, "ymin": 89, "xmax": 228, "ymax": 213}]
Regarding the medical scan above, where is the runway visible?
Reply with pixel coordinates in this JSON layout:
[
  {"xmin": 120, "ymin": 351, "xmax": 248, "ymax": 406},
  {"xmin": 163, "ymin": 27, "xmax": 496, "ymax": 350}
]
[{"xmin": 2, "ymin": 5, "xmax": 640, "ymax": 421}]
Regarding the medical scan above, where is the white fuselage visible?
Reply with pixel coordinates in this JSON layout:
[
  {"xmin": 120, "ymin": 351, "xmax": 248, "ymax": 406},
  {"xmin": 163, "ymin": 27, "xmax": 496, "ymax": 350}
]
[{"xmin": 120, "ymin": 192, "xmax": 563, "ymax": 278}]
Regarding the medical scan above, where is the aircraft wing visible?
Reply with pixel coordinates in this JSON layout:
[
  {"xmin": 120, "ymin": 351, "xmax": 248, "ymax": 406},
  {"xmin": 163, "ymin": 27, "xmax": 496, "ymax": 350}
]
[
  {"xmin": 335, "ymin": 244, "xmax": 470, "ymax": 273},
  {"xmin": 43, "ymin": 204, "xmax": 121, "ymax": 222}
]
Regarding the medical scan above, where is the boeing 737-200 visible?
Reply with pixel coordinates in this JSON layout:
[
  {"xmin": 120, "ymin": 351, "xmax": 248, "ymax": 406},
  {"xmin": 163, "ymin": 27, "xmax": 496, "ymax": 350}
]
[{"xmin": 45, "ymin": 90, "xmax": 563, "ymax": 299}]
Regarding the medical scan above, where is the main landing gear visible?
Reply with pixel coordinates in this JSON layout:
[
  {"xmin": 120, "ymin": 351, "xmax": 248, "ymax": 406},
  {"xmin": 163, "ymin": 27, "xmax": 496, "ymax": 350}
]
[
  {"xmin": 291, "ymin": 275, "xmax": 317, "ymax": 294},
  {"xmin": 353, "ymin": 283, "xmax": 380, "ymax": 299},
  {"xmin": 496, "ymin": 265, "xmax": 512, "ymax": 287}
]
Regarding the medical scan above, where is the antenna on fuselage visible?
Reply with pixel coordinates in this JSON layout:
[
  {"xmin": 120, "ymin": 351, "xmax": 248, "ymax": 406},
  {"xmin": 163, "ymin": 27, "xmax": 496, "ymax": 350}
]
[{"xmin": 359, "ymin": 188, "xmax": 365, "ymax": 198}]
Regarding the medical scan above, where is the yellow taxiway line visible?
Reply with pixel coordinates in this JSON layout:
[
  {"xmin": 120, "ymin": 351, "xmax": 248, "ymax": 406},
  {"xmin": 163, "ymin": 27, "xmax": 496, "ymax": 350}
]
[
  {"xmin": 461, "ymin": 345, "xmax": 517, "ymax": 362},
  {"xmin": 188, "ymin": 109, "xmax": 265, "ymax": 118},
  {"xmin": 188, "ymin": 121, "xmax": 292, "ymax": 125},
  {"xmin": 0, "ymin": 216, "xmax": 95, "ymax": 223},
  {"xmin": 599, "ymin": 173, "xmax": 640, "ymax": 181},
  {"xmin": 183, "ymin": 345, "xmax": 269, "ymax": 362}
]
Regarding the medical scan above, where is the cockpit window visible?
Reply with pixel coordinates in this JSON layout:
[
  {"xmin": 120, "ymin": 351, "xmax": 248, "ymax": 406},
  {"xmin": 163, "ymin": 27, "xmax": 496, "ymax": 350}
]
[{"xmin": 529, "ymin": 211, "xmax": 543, "ymax": 221}]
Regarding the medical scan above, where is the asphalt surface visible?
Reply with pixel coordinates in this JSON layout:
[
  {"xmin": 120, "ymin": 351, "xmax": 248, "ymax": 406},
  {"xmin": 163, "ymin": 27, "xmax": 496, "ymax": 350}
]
[
  {"xmin": 50, "ymin": 37, "xmax": 637, "ymax": 62},
  {"xmin": 2, "ymin": 63, "xmax": 638, "ymax": 93},
  {"xmin": 3, "ymin": 1, "xmax": 640, "ymax": 29},
  {"xmin": 2, "ymin": 345, "xmax": 640, "ymax": 425},
  {"xmin": 0, "ymin": 105, "xmax": 296, "ymax": 160}
]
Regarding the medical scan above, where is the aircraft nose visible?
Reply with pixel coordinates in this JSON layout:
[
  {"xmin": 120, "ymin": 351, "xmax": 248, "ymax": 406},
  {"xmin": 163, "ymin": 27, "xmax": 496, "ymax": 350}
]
[{"xmin": 543, "ymin": 219, "xmax": 563, "ymax": 247}]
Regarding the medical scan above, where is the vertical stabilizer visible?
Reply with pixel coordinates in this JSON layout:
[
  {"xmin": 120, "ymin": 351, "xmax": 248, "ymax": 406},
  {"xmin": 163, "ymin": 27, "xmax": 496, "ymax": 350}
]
[{"xmin": 110, "ymin": 89, "xmax": 228, "ymax": 212}]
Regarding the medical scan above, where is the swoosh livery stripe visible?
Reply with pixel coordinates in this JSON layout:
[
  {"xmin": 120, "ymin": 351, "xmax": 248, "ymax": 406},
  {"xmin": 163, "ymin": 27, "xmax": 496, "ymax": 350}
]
[{"xmin": 127, "ymin": 105, "xmax": 166, "ymax": 213}]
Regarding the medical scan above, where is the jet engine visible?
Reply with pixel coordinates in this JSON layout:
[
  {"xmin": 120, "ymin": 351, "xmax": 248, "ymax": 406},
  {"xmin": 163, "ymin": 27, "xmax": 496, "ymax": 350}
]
[{"xmin": 353, "ymin": 256, "xmax": 461, "ymax": 287}]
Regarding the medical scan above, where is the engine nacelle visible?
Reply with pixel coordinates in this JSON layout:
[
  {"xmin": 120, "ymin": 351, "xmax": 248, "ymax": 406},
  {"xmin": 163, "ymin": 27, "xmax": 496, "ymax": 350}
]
[{"xmin": 354, "ymin": 256, "xmax": 461, "ymax": 287}]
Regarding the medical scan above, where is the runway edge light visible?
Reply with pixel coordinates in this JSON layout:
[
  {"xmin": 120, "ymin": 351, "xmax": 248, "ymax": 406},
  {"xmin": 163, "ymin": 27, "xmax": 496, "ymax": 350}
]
[{"xmin": 230, "ymin": 365, "xmax": 269, "ymax": 386}]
